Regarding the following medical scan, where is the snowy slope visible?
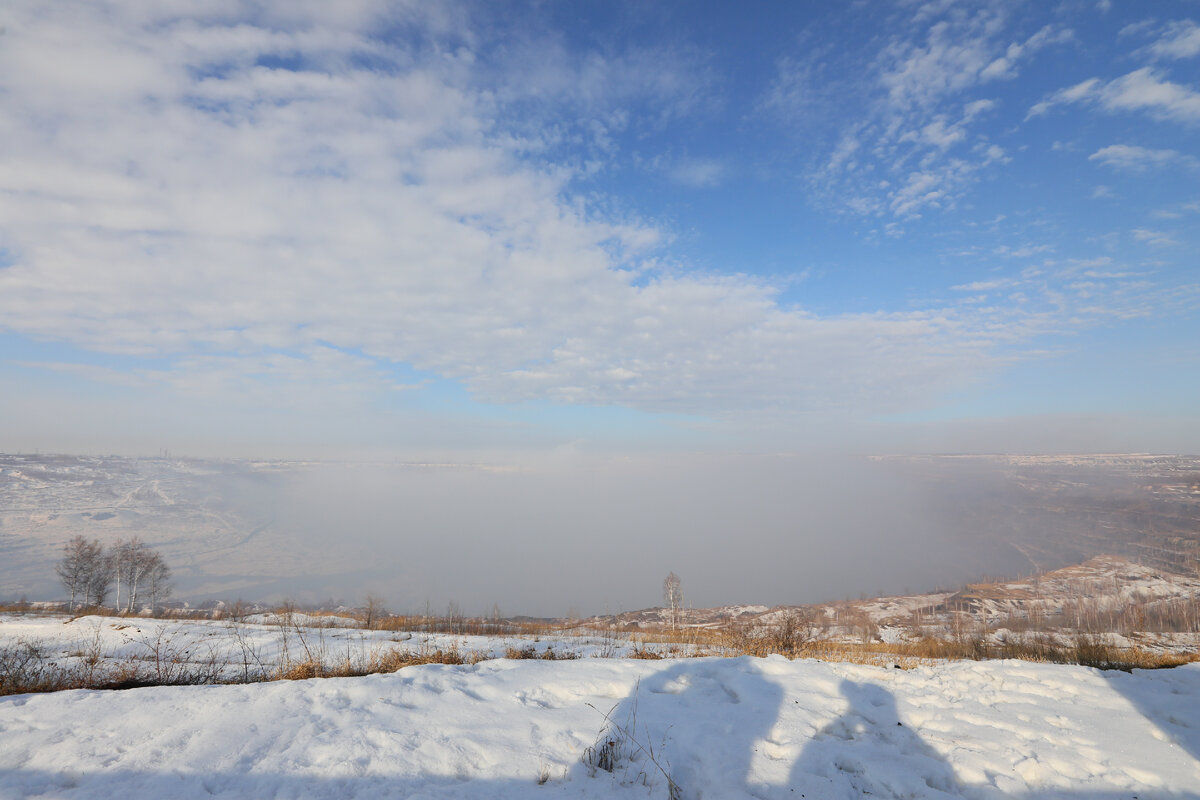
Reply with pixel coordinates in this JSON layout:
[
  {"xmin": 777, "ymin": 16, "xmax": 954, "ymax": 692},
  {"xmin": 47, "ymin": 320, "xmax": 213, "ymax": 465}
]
[
  {"xmin": 953, "ymin": 555, "xmax": 1200, "ymax": 619},
  {"xmin": 1, "ymin": 655, "xmax": 1198, "ymax": 799}
]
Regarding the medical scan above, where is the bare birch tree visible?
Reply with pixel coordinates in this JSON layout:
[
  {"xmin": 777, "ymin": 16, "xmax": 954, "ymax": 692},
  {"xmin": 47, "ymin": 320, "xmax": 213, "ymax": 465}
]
[{"xmin": 663, "ymin": 572, "xmax": 683, "ymax": 632}]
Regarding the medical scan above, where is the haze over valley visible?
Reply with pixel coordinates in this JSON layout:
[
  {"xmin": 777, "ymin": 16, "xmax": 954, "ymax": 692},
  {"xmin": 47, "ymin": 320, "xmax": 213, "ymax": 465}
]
[{"xmin": 4, "ymin": 451, "xmax": 1197, "ymax": 616}]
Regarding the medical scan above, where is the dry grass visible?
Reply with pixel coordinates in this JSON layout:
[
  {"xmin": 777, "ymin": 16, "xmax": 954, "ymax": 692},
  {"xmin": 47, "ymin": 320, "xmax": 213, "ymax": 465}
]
[
  {"xmin": 276, "ymin": 647, "xmax": 477, "ymax": 680},
  {"xmin": 717, "ymin": 633, "xmax": 1200, "ymax": 671},
  {"xmin": 503, "ymin": 644, "xmax": 579, "ymax": 660},
  {"xmin": 373, "ymin": 613, "xmax": 558, "ymax": 637},
  {"xmin": 6, "ymin": 603, "xmax": 1199, "ymax": 698}
]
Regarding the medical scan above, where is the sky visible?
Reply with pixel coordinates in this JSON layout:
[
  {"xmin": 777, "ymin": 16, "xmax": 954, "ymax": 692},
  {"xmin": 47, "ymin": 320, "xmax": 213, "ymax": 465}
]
[{"xmin": 1, "ymin": 0, "xmax": 1199, "ymax": 460}]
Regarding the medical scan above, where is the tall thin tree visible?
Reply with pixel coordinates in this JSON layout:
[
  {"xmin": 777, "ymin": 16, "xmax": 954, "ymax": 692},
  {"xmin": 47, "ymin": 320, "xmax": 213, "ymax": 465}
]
[{"xmin": 663, "ymin": 572, "xmax": 683, "ymax": 632}]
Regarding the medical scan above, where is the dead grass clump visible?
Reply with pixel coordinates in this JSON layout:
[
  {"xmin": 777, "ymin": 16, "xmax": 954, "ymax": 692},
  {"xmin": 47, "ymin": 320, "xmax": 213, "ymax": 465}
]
[
  {"xmin": 367, "ymin": 644, "xmax": 488, "ymax": 674},
  {"xmin": 714, "ymin": 616, "xmax": 820, "ymax": 659},
  {"xmin": 278, "ymin": 659, "xmax": 322, "ymax": 680},
  {"xmin": 0, "ymin": 639, "xmax": 77, "ymax": 695},
  {"xmin": 627, "ymin": 643, "xmax": 664, "ymax": 660},
  {"xmin": 629, "ymin": 626, "xmax": 722, "ymax": 648},
  {"xmin": 278, "ymin": 646, "xmax": 480, "ymax": 680},
  {"xmin": 504, "ymin": 644, "xmax": 579, "ymax": 660}
]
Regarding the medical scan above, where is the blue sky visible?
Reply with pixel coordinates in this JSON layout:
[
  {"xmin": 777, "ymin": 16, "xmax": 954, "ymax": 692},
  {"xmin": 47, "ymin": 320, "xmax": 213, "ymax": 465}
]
[{"xmin": 0, "ymin": 0, "xmax": 1197, "ymax": 458}]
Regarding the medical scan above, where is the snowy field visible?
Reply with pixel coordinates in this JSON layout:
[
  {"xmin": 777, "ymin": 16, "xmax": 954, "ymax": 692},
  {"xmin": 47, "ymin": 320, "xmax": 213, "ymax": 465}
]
[
  {"xmin": 0, "ymin": 614, "xmax": 674, "ymax": 686},
  {"xmin": 2, "ymin": 618, "xmax": 1199, "ymax": 798}
]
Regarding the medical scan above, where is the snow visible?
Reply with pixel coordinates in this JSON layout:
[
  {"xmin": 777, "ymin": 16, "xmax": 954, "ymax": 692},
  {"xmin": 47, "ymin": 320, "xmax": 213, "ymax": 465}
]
[
  {"xmin": 2, "ymin": 620, "xmax": 1199, "ymax": 798},
  {"xmin": 0, "ymin": 615, "xmax": 691, "ymax": 686},
  {"xmin": 242, "ymin": 612, "xmax": 365, "ymax": 629}
]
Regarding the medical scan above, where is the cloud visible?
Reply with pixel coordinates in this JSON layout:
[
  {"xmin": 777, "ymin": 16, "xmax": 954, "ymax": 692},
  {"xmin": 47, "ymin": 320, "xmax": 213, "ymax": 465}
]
[
  {"xmin": 994, "ymin": 244, "xmax": 1054, "ymax": 258},
  {"xmin": 1132, "ymin": 228, "xmax": 1179, "ymax": 247},
  {"xmin": 0, "ymin": 0, "xmax": 1193, "ymax": 434},
  {"xmin": 768, "ymin": 6, "xmax": 1068, "ymax": 221},
  {"xmin": 952, "ymin": 279, "xmax": 1011, "ymax": 292},
  {"xmin": 978, "ymin": 24, "xmax": 1074, "ymax": 82},
  {"xmin": 1088, "ymin": 144, "xmax": 1200, "ymax": 171},
  {"xmin": 666, "ymin": 158, "xmax": 727, "ymax": 188},
  {"xmin": 485, "ymin": 33, "xmax": 720, "ymax": 165},
  {"xmin": 1146, "ymin": 20, "xmax": 1200, "ymax": 60},
  {"xmin": 1029, "ymin": 68, "xmax": 1200, "ymax": 124},
  {"xmin": 880, "ymin": 19, "xmax": 1068, "ymax": 109}
]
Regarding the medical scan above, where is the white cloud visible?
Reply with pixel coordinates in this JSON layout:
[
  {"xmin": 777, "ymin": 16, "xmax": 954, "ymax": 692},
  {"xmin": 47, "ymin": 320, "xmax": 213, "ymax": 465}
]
[
  {"xmin": 994, "ymin": 244, "xmax": 1054, "ymax": 258},
  {"xmin": 979, "ymin": 25, "xmax": 1074, "ymax": 82},
  {"xmin": 879, "ymin": 18, "xmax": 1068, "ymax": 108},
  {"xmin": 1132, "ymin": 228, "xmax": 1179, "ymax": 247},
  {"xmin": 1026, "ymin": 78, "xmax": 1101, "ymax": 119},
  {"xmin": 773, "ymin": 7, "xmax": 1068, "ymax": 221},
  {"xmin": 1088, "ymin": 144, "xmax": 1200, "ymax": 171},
  {"xmin": 1147, "ymin": 20, "xmax": 1200, "ymax": 60},
  {"xmin": 1029, "ymin": 68, "xmax": 1200, "ymax": 124},
  {"xmin": 952, "ymin": 279, "xmax": 1010, "ymax": 291}
]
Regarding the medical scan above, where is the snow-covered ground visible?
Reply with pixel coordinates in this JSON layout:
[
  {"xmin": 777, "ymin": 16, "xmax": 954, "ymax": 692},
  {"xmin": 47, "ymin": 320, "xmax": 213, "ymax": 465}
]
[
  {"xmin": 956, "ymin": 556, "xmax": 1200, "ymax": 620},
  {"xmin": 2, "ymin": 653, "xmax": 1198, "ymax": 798},
  {"xmin": 0, "ymin": 614, "xmax": 683, "ymax": 685},
  {"xmin": 2, "ymin": 614, "xmax": 1200, "ymax": 798}
]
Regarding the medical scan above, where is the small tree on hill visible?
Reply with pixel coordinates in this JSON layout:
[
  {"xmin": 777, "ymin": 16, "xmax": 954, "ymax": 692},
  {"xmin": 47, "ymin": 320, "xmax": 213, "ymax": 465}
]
[
  {"xmin": 664, "ymin": 572, "xmax": 683, "ymax": 632},
  {"xmin": 363, "ymin": 592, "xmax": 385, "ymax": 629}
]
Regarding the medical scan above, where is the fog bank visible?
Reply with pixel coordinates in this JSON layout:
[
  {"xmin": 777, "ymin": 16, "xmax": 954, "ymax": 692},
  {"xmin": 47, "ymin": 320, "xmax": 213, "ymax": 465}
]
[{"xmin": 209, "ymin": 453, "xmax": 1026, "ymax": 616}]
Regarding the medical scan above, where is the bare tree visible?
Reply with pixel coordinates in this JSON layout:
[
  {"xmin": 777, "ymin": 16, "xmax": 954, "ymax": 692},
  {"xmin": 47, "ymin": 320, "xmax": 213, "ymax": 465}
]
[
  {"xmin": 144, "ymin": 552, "xmax": 172, "ymax": 614},
  {"xmin": 363, "ymin": 592, "xmax": 385, "ymax": 629},
  {"xmin": 86, "ymin": 551, "xmax": 113, "ymax": 608},
  {"xmin": 56, "ymin": 536, "xmax": 104, "ymax": 612},
  {"xmin": 663, "ymin": 572, "xmax": 683, "ymax": 632}
]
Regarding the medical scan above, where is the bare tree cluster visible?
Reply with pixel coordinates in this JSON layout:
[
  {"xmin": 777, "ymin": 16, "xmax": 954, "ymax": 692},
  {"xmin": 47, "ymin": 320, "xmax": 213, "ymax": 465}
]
[{"xmin": 56, "ymin": 536, "xmax": 172, "ymax": 614}]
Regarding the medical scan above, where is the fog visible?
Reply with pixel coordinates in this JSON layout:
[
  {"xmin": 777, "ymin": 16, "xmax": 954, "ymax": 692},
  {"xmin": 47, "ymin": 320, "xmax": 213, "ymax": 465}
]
[{"xmin": 200, "ymin": 453, "xmax": 1028, "ymax": 616}]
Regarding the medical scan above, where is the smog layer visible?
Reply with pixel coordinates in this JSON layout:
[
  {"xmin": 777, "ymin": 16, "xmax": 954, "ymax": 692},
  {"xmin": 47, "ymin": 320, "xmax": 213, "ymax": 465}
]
[{"xmin": 4, "ymin": 452, "xmax": 1197, "ymax": 616}]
